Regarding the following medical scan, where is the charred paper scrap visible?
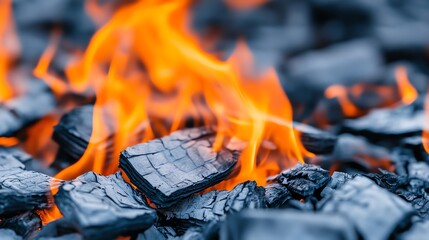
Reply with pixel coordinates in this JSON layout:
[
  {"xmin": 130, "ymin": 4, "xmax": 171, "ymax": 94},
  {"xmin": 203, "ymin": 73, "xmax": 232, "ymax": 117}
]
[
  {"xmin": 120, "ymin": 128, "xmax": 240, "ymax": 208},
  {"xmin": 55, "ymin": 172, "xmax": 157, "ymax": 240}
]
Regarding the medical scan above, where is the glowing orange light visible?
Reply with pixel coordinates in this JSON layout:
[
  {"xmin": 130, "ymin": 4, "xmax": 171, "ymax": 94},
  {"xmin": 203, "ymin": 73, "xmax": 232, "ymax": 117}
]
[
  {"xmin": 395, "ymin": 65, "xmax": 418, "ymax": 105},
  {"xmin": 225, "ymin": 0, "xmax": 269, "ymax": 10},
  {"xmin": 325, "ymin": 85, "xmax": 364, "ymax": 117}
]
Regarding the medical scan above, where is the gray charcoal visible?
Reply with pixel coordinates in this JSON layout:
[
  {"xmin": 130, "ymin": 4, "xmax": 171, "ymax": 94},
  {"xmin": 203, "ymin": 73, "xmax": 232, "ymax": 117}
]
[
  {"xmin": 34, "ymin": 218, "xmax": 77, "ymax": 239},
  {"xmin": 343, "ymin": 105, "xmax": 424, "ymax": 138},
  {"xmin": 120, "ymin": 128, "xmax": 240, "ymax": 208},
  {"xmin": 0, "ymin": 229, "xmax": 22, "ymax": 240},
  {"xmin": 137, "ymin": 226, "xmax": 167, "ymax": 240},
  {"xmin": 287, "ymin": 39, "xmax": 383, "ymax": 90},
  {"xmin": 320, "ymin": 172, "xmax": 353, "ymax": 198},
  {"xmin": 0, "ymin": 154, "xmax": 56, "ymax": 215},
  {"xmin": 294, "ymin": 122, "xmax": 337, "ymax": 154},
  {"xmin": 264, "ymin": 183, "xmax": 292, "ymax": 208},
  {"xmin": 221, "ymin": 209, "xmax": 358, "ymax": 240},
  {"xmin": 55, "ymin": 172, "xmax": 157, "ymax": 240},
  {"xmin": 38, "ymin": 234, "xmax": 84, "ymax": 240},
  {"xmin": 0, "ymin": 212, "xmax": 41, "ymax": 239},
  {"xmin": 408, "ymin": 162, "xmax": 429, "ymax": 181},
  {"xmin": 274, "ymin": 164, "xmax": 330, "ymax": 198},
  {"xmin": 0, "ymin": 82, "xmax": 56, "ymax": 136},
  {"xmin": 161, "ymin": 181, "xmax": 265, "ymax": 233},
  {"xmin": 320, "ymin": 176, "xmax": 414, "ymax": 240},
  {"xmin": 398, "ymin": 220, "xmax": 429, "ymax": 240}
]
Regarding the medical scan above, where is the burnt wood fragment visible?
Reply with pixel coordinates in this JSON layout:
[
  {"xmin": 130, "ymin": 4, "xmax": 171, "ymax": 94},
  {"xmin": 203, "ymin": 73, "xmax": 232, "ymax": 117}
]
[
  {"xmin": 0, "ymin": 154, "xmax": 56, "ymax": 216},
  {"xmin": 264, "ymin": 183, "xmax": 292, "ymax": 208},
  {"xmin": 0, "ymin": 229, "xmax": 22, "ymax": 240},
  {"xmin": 55, "ymin": 172, "xmax": 157, "ymax": 240},
  {"xmin": 294, "ymin": 122, "xmax": 337, "ymax": 154},
  {"xmin": 161, "ymin": 181, "xmax": 265, "ymax": 234},
  {"xmin": 320, "ymin": 171, "xmax": 353, "ymax": 198},
  {"xmin": 120, "ymin": 128, "xmax": 240, "ymax": 208},
  {"xmin": 34, "ymin": 218, "xmax": 78, "ymax": 240},
  {"xmin": 320, "ymin": 176, "xmax": 414, "ymax": 240},
  {"xmin": 222, "ymin": 209, "xmax": 358, "ymax": 240},
  {"xmin": 273, "ymin": 164, "xmax": 331, "ymax": 198},
  {"xmin": 365, "ymin": 170, "xmax": 429, "ymax": 218},
  {"xmin": 0, "ymin": 212, "xmax": 41, "ymax": 239},
  {"xmin": 0, "ymin": 82, "xmax": 56, "ymax": 136},
  {"xmin": 38, "ymin": 234, "xmax": 84, "ymax": 240},
  {"xmin": 343, "ymin": 104, "xmax": 424, "ymax": 139}
]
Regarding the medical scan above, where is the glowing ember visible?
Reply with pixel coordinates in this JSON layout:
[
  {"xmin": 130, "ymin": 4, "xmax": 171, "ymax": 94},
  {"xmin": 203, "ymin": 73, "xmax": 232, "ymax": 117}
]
[{"xmin": 395, "ymin": 65, "xmax": 418, "ymax": 105}]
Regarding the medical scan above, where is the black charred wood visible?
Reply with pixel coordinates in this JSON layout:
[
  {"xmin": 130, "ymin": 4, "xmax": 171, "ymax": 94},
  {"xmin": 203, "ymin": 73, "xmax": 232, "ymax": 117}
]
[
  {"xmin": 0, "ymin": 82, "xmax": 56, "ymax": 137},
  {"xmin": 294, "ymin": 122, "xmax": 337, "ymax": 154},
  {"xmin": 264, "ymin": 183, "xmax": 292, "ymax": 208},
  {"xmin": 343, "ymin": 104, "xmax": 424, "ymax": 139},
  {"xmin": 160, "ymin": 181, "xmax": 265, "ymax": 234},
  {"xmin": 221, "ymin": 209, "xmax": 358, "ymax": 240},
  {"xmin": 0, "ymin": 229, "xmax": 22, "ymax": 240},
  {"xmin": 273, "ymin": 164, "xmax": 331, "ymax": 198},
  {"xmin": 320, "ymin": 176, "xmax": 414, "ymax": 240},
  {"xmin": 0, "ymin": 212, "xmax": 41, "ymax": 239},
  {"xmin": 320, "ymin": 171, "xmax": 353, "ymax": 198},
  {"xmin": 120, "ymin": 128, "xmax": 240, "ymax": 208},
  {"xmin": 38, "ymin": 234, "xmax": 84, "ymax": 240},
  {"xmin": 55, "ymin": 172, "xmax": 157, "ymax": 240},
  {"xmin": 0, "ymin": 154, "xmax": 56, "ymax": 216},
  {"xmin": 34, "ymin": 218, "xmax": 78, "ymax": 240}
]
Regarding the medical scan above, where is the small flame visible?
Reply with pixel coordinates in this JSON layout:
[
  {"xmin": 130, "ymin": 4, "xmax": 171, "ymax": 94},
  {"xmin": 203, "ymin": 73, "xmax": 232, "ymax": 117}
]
[
  {"xmin": 0, "ymin": 0, "xmax": 18, "ymax": 101},
  {"xmin": 395, "ymin": 65, "xmax": 418, "ymax": 105},
  {"xmin": 325, "ymin": 85, "xmax": 364, "ymax": 117},
  {"xmin": 423, "ymin": 94, "xmax": 429, "ymax": 154}
]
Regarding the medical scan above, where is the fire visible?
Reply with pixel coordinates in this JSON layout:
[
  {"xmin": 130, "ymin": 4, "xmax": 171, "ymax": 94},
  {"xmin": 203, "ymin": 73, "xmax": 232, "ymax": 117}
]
[
  {"xmin": 423, "ymin": 94, "xmax": 429, "ymax": 154},
  {"xmin": 325, "ymin": 85, "xmax": 365, "ymax": 117},
  {"xmin": 395, "ymin": 65, "xmax": 418, "ymax": 105},
  {"xmin": 51, "ymin": 0, "xmax": 305, "ymax": 188},
  {"xmin": 0, "ymin": 0, "xmax": 17, "ymax": 101},
  {"xmin": 225, "ymin": 0, "xmax": 269, "ymax": 10}
]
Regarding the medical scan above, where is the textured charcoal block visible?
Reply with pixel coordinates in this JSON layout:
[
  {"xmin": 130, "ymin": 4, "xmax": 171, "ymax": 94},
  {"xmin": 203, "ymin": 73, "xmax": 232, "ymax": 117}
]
[
  {"xmin": 221, "ymin": 209, "xmax": 358, "ymax": 240},
  {"xmin": 365, "ymin": 170, "xmax": 429, "ymax": 218},
  {"xmin": 287, "ymin": 39, "xmax": 383, "ymax": 90},
  {"xmin": 0, "ymin": 83, "xmax": 56, "ymax": 136},
  {"xmin": 408, "ymin": 162, "xmax": 429, "ymax": 181},
  {"xmin": 55, "ymin": 172, "xmax": 157, "ymax": 240},
  {"xmin": 264, "ymin": 183, "xmax": 292, "ymax": 208},
  {"xmin": 0, "ymin": 154, "xmax": 56, "ymax": 215},
  {"xmin": 343, "ymin": 105, "xmax": 424, "ymax": 138},
  {"xmin": 0, "ymin": 229, "xmax": 22, "ymax": 240},
  {"xmin": 161, "ymin": 181, "xmax": 265, "ymax": 233},
  {"xmin": 0, "ymin": 212, "xmax": 42, "ymax": 239},
  {"xmin": 320, "ymin": 176, "xmax": 414, "ymax": 240},
  {"xmin": 38, "ymin": 234, "xmax": 84, "ymax": 240},
  {"xmin": 120, "ymin": 128, "xmax": 240, "ymax": 208},
  {"xmin": 34, "ymin": 218, "xmax": 78, "ymax": 239},
  {"xmin": 294, "ymin": 122, "xmax": 337, "ymax": 154},
  {"xmin": 320, "ymin": 172, "xmax": 353, "ymax": 198},
  {"xmin": 274, "ymin": 164, "xmax": 331, "ymax": 198}
]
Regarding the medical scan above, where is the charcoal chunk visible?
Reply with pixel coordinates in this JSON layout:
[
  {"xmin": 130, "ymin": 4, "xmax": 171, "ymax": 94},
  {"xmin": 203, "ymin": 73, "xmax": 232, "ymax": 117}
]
[
  {"xmin": 0, "ymin": 229, "xmax": 22, "ymax": 240},
  {"xmin": 398, "ymin": 220, "xmax": 429, "ymax": 240},
  {"xmin": 294, "ymin": 122, "xmax": 337, "ymax": 154},
  {"xmin": 34, "ymin": 218, "xmax": 78, "ymax": 239},
  {"xmin": 55, "ymin": 172, "xmax": 157, "ymax": 240},
  {"xmin": 137, "ymin": 226, "xmax": 168, "ymax": 240},
  {"xmin": 264, "ymin": 183, "xmax": 292, "ymax": 208},
  {"xmin": 343, "ymin": 105, "xmax": 424, "ymax": 138},
  {"xmin": 38, "ymin": 234, "xmax": 84, "ymax": 240},
  {"xmin": 0, "ymin": 212, "xmax": 41, "ymax": 239},
  {"xmin": 0, "ymin": 82, "xmax": 56, "ymax": 136},
  {"xmin": 0, "ymin": 154, "xmax": 56, "ymax": 215},
  {"xmin": 320, "ymin": 176, "xmax": 414, "ymax": 240},
  {"xmin": 221, "ymin": 209, "xmax": 358, "ymax": 240},
  {"xmin": 408, "ymin": 162, "xmax": 429, "ymax": 181},
  {"xmin": 274, "ymin": 164, "xmax": 330, "ymax": 198},
  {"xmin": 161, "ymin": 181, "xmax": 265, "ymax": 233},
  {"xmin": 320, "ymin": 171, "xmax": 353, "ymax": 198},
  {"xmin": 120, "ymin": 128, "xmax": 240, "ymax": 208},
  {"xmin": 287, "ymin": 39, "xmax": 383, "ymax": 90}
]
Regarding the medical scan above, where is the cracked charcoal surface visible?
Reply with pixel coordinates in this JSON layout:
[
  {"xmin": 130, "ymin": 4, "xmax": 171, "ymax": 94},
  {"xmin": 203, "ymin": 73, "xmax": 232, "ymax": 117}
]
[
  {"xmin": 0, "ymin": 211, "xmax": 41, "ymax": 239},
  {"xmin": 294, "ymin": 122, "xmax": 337, "ymax": 154},
  {"xmin": 0, "ymin": 81, "xmax": 56, "ymax": 137},
  {"xmin": 264, "ymin": 183, "xmax": 292, "ymax": 208},
  {"xmin": 120, "ymin": 128, "xmax": 240, "ymax": 208},
  {"xmin": 320, "ymin": 176, "xmax": 414, "ymax": 240},
  {"xmin": 343, "ymin": 104, "xmax": 424, "ymax": 138},
  {"xmin": 275, "ymin": 164, "xmax": 331, "ymax": 198},
  {"xmin": 161, "ymin": 181, "xmax": 265, "ymax": 234},
  {"xmin": 0, "ymin": 229, "xmax": 22, "ymax": 240},
  {"xmin": 320, "ymin": 172, "xmax": 353, "ymax": 198},
  {"xmin": 222, "ymin": 209, "xmax": 358, "ymax": 240},
  {"xmin": 0, "ymin": 154, "xmax": 55, "ymax": 216},
  {"xmin": 365, "ymin": 170, "xmax": 429, "ymax": 218},
  {"xmin": 55, "ymin": 171, "xmax": 157, "ymax": 240}
]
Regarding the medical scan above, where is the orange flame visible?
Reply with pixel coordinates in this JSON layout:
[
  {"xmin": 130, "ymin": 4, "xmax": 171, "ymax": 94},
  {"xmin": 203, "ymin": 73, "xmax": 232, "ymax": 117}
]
[
  {"xmin": 225, "ymin": 0, "xmax": 269, "ymax": 10},
  {"xmin": 395, "ymin": 65, "xmax": 418, "ymax": 105},
  {"xmin": 0, "ymin": 0, "xmax": 18, "ymax": 101},
  {"xmin": 423, "ymin": 93, "xmax": 429, "ymax": 154},
  {"xmin": 325, "ymin": 85, "xmax": 365, "ymax": 117},
  {"xmin": 52, "ymin": 0, "xmax": 304, "ymax": 188}
]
